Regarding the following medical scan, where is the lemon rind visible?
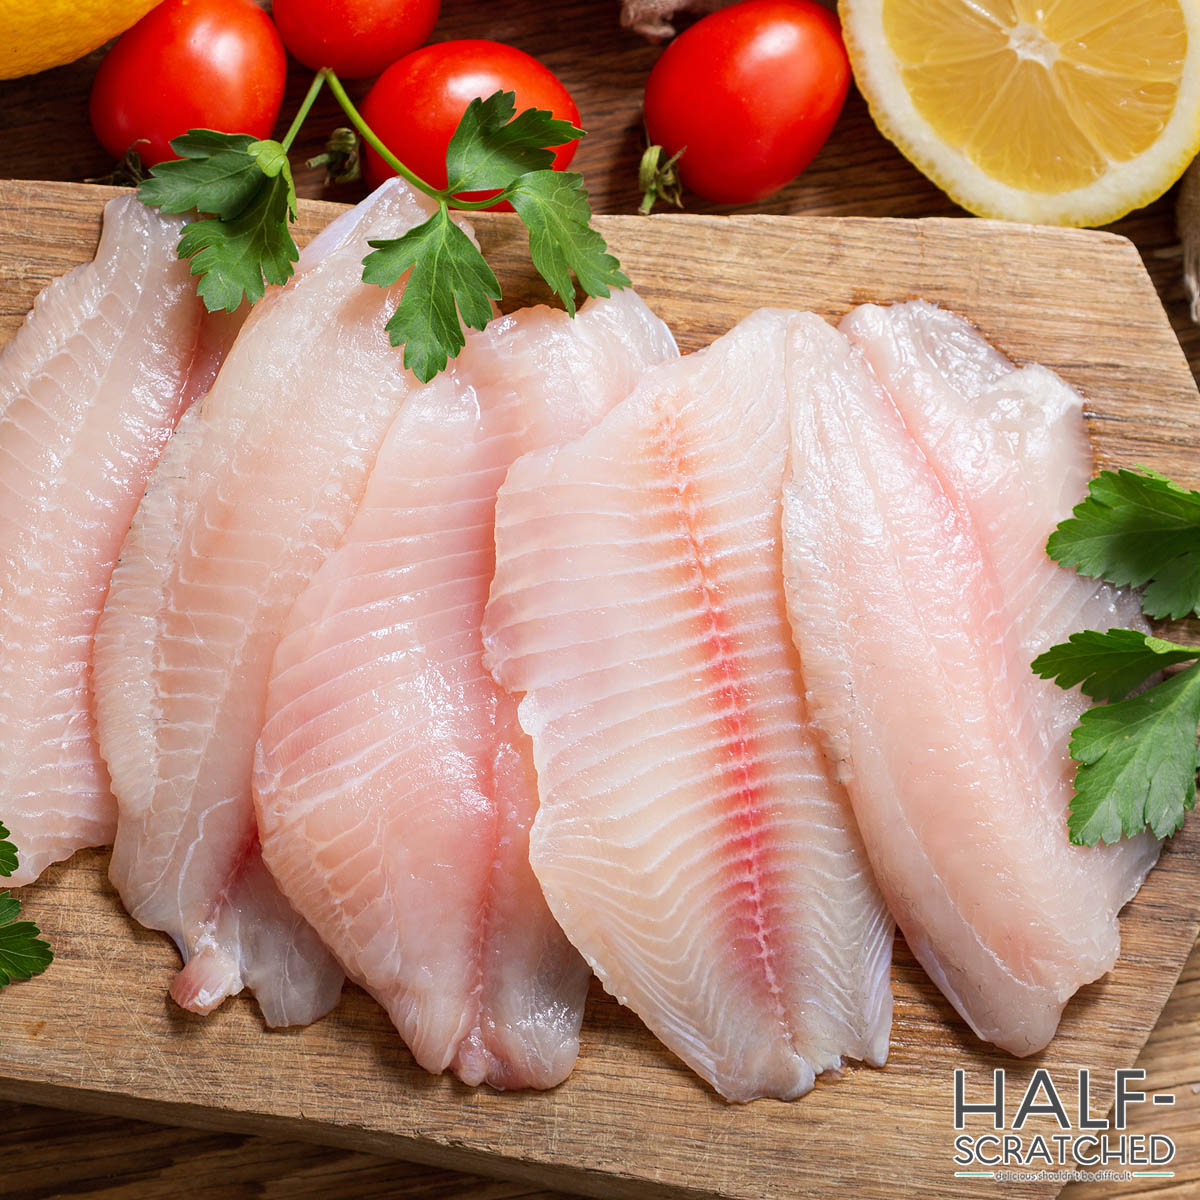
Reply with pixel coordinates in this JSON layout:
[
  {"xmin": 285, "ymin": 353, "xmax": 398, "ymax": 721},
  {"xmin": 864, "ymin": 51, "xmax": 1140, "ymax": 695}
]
[{"xmin": 0, "ymin": 0, "xmax": 159, "ymax": 81}]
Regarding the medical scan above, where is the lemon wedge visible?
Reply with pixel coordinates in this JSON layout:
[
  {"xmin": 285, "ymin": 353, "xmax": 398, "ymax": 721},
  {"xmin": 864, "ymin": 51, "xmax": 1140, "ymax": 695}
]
[
  {"xmin": 839, "ymin": 0, "xmax": 1200, "ymax": 225},
  {"xmin": 0, "ymin": 0, "xmax": 159, "ymax": 81}
]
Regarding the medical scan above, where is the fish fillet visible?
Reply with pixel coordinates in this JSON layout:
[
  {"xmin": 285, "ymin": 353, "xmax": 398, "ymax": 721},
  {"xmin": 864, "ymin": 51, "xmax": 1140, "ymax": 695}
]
[
  {"xmin": 0, "ymin": 194, "xmax": 237, "ymax": 886},
  {"xmin": 93, "ymin": 180, "xmax": 448, "ymax": 1025},
  {"xmin": 483, "ymin": 309, "xmax": 894, "ymax": 1103},
  {"xmin": 841, "ymin": 300, "xmax": 1159, "ymax": 908},
  {"xmin": 254, "ymin": 292, "xmax": 678, "ymax": 1088},
  {"xmin": 781, "ymin": 310, "xmax": 1155, "ymax": 1056}
]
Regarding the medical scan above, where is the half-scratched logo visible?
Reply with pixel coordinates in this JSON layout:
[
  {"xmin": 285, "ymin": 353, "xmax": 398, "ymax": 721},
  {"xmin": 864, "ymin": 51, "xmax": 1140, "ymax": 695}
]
[{"xmin": 952, "ymin": 1068, "xmax": 1177, "ymax": 1185}]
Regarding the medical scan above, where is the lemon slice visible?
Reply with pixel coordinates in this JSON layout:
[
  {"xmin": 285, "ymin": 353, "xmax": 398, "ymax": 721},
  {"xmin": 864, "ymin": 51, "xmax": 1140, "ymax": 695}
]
[
  {"xmin": 839, "ymin": 0, "xmax": 1200, "ymax": 225},
  {"xmin": 0, "ymin": 0, "xmax": 159, "ymax": 81}
]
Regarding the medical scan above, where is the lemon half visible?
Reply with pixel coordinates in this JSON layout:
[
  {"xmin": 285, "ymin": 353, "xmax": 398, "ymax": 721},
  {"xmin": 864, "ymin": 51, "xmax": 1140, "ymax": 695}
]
[
  {"xmin": 840, "ymin": 0, "xmax": 1200, "ymax": 225},
  {"xmin": 0, "ymin": 0, "xmax": 160, "ymax": 81}
]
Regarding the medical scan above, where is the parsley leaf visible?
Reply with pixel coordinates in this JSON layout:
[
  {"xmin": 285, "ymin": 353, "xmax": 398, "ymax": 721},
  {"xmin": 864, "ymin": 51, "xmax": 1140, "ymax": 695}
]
[
  {"xmin": 363, "ymin": 206, "xmax": 500, "ymax": 383},
  {"xmin": 140, "ymin": 131, "xmax": 300, "ymax": 312},
  {"xmin": 0, "ymin": 823, "xmax": 16, "ymax": 878},
  {"xmin": 445, "ymin": 91, "xmax": 583, "ymax": 193},
  {"xmin": 1065, "ymin": 661, "xmax": 1200, "ymax": 845},
  {"xmin": 506, "ymin": 170, "xmax": 630, "ymax": 316},
  {"xmin": 138, "ymin": 130, "xmax": 262, "ymax": 218},
  {"xmin": 1032, "ymin": 627, "xmax": 1200, "ymax": 702},
  {"xmin": 0, "ymin": 821, "xmax": 53, "ymax": 986},
  {"xmin": 360, "ymin": 100, "xmax": 622, "ymax": 376},
  {"xmin": 0, "ymin": 895, "xmax": 53, "ymax": 986},
  {"xmin": 1047, "ymin": 468, "xmax": 1200, "ymax": 619}
]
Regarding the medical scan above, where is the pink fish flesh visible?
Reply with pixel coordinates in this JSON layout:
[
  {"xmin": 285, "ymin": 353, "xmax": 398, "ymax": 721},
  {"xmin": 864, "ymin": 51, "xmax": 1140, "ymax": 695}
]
[
  {"xmin": 0, "ymin": 193, "xmax": 238, "ymax": 886},
  {"xmin": 483, "ymin": 309, "xmax": 894, "ymax": 1102}
]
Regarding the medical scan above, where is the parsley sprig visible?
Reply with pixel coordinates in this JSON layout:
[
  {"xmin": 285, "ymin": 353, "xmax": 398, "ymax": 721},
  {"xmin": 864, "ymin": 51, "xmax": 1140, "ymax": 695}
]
[
  {"xmin": 1034, "ymin": 631, "xmax": 1200, "ymax": 844},
  {"xmin": 137, "ymin": 69, "xmax": 628, "ymax": 383},
  {"xmin": 138, "ymin": 69, "xmax": 323, "ymax": 308},
  {"xmin": 1036, "ymin": 467, "xmax": 1200, "ymax": 846},
  {"xmin": 0, "ymin": 822, "xmax": 53, "ymax": 986}
]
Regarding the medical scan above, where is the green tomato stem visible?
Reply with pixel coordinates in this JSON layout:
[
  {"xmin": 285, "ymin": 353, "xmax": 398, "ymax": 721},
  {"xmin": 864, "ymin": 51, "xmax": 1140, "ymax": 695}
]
[
  {"xmin": 281, "ymin": 72, "xmax": 327, "ymax": 153},
  {"xmin": 323, "ymin": 68, "xmax": 444, "ymax": 202}
]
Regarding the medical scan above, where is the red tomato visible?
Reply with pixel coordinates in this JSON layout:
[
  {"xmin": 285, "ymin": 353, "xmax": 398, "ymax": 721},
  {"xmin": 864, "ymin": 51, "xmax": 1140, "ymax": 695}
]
[
  {"xmin": 89, "ymin": 0, "xmax": 287, "ymax": 167},
  {"xmin": 643, "ymin": 0, "xmax": 850, "ymax": 205},
  {"xmin": 272, "ymin": 0, "xmax": 441, "ymax": 79},
  {"xmin": 359, "ymin": 40, "xmax": 580, "ymax": 203}
]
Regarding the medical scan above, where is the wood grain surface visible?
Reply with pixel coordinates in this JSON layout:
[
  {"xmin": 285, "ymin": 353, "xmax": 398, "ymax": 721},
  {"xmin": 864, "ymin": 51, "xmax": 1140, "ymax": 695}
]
[
  {"xmin": 1, "ymin": 1, "xmax": 1200, "ymax": 1196},
  {"xmin": 1, "ymin": 180, "xmax": 1200, "ymax": 1200}
]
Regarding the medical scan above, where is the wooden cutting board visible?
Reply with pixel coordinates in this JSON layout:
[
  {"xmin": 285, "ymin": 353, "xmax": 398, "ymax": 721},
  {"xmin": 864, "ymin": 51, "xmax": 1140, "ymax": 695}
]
[{"xmin": 1, "ymin": 179, "xmax": 1198, "ymax": 1200}]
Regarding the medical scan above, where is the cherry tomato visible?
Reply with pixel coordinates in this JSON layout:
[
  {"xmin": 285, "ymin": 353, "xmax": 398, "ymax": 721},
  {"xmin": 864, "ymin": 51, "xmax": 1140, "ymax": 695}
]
[
  {"xmin": 272, "ymin": 0, "xmax": 441, "ymax": 80},
  {"xmin": 89, "ymin": 0, "xmax": 287, "ymax": 167},
  {"xmin": 643, "ymin": 0, "xmax": 850, "ymax": 205},
  {"xmin": 359, "ymin": 40, "xmax": 580, "ymax": 204}
]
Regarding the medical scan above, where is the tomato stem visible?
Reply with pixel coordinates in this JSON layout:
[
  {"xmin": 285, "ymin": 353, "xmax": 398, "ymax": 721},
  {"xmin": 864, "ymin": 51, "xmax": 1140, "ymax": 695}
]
[
  {"xmin": 282, "ymin": 72, "xmax": 327, "ymax": 154},
  {"xmin": 322, "ymin": 68, "xmax": 443, "ymax": 202}
]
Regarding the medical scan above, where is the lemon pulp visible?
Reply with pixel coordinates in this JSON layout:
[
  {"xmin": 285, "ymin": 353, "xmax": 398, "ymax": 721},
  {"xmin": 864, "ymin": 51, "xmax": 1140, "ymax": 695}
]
[{"xmin": 841, "ymin": 0, "xmax": 1200, "ymax": 224}]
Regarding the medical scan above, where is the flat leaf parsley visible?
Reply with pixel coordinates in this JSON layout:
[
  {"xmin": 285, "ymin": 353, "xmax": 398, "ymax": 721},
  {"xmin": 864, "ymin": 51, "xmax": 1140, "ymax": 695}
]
[
  {"xmin": 139, "ymin": 130, "xmax": 300, "ymax": 311},
  {"xmin": 1037, "ymin": 468, "xmax": 1200, "ymax": 846},
  {"xmin": 1048, "ymin": 467, "xmax": 1200, "ymax": 621},
  {"xmin": 1034, "ymin": 631, "xmax": 1200, "ymax": 844},
  {"xmin": 1033, "ymin": 627, "xmax": 1200, "ymax": 703},
  {"xmin": 362, "ymin": 208, "xmax": 501, "ymax": 385},
  {"xmin": 443, "ymin": 91, "xmax": 578, "ymax": 193},
  {"xmin": 0, "ymin": 821, "xmax": 53, "ymax": 987},
  {"xmin": 507, "ymin": 169, "xmax": 630, "ymax": 316},
  {"xmin": 138, "ymin": 70, "xmax": 627, "ymax": 383},
  {"xmin": 353, "ymin": 88, "xmax": 627, "ymax": 379}
]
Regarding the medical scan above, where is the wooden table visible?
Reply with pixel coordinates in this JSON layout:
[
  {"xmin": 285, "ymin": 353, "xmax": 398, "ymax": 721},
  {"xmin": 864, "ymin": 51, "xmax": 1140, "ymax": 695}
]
[{"xmin": 1, "ymin": 2, "xmax": 1198, "ymax": 1196}]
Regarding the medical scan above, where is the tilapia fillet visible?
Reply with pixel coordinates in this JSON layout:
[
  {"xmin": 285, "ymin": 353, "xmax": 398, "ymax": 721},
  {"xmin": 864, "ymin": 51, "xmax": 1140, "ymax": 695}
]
[
  {"xmin": 842, "ymin": 301, "xmax": 1158, "ymax": 919},
  {"xmin": 0, "ymin": 194, "xmax": 236, "ymax": 886},
  {"xmin": 255, "ymin": 292, "xmax": 677, "ymax": 1088},
  {"xmin": 483, "ymin": 309, "xmax": 894, "ymax": 1103},
  {"xmin": 92, "ymin": 180, "xmax": 449, "ymax": 1026},
  {"xmin": 841, "ymin": 302, "xmax": 1156, "ymax": 814},
  {"xmin": 781, "ymin": 309, "xmax": 1156, "ymax": 1056}
]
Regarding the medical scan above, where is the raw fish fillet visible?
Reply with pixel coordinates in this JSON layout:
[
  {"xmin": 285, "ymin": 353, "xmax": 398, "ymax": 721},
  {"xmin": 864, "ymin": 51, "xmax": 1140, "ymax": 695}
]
[
  {"xmin": 0, "ymin": 194, "xmax": 238, "ymax": 886},
  {"xmin": 841, "ymin": 302, "xmax": 1155, "ymax": 781},
  {"xmin": 483, "ymin": 309, "xmax": 894, "ymax": 1102},
  {"xmin": 842, "ymin": 301, "xmax": 1159, "ymax": 906},
  {"xmin": 255, "ymin": 292, "xmax": 678, "ymax": 1088},
  {"xmin": 781, "ymin": 310, "xmax": 1156, "ymax": 1057},
  {"xmin": 93, "ymin": 180, "xmax": 447, "ymax": 1026}
]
